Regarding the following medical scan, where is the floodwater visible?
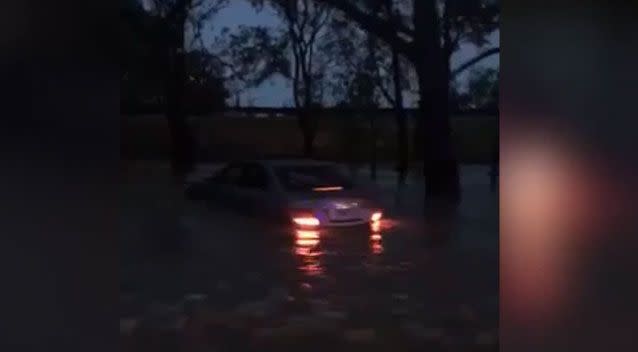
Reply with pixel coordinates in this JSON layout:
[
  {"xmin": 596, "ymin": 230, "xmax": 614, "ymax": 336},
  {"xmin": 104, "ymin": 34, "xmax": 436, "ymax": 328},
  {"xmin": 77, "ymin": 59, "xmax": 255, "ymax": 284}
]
[{"xmin": 120, "ymin": 165, "xmax": 498, "ymax": 350}]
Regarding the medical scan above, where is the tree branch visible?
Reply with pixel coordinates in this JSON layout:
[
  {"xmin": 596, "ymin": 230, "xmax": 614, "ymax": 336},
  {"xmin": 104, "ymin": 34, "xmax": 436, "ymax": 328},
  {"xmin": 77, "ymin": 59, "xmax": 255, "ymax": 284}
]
[
  {"xmin": 291, "ymin": 43, "xmax": 302, "ymax": 108},
  {"xmin": 295, "ymin": 0, "xmax": 310, "ymax": 42},
  {"xmin": 305, "ymin": 6, "xmax": 331, "ymax": 83},
  {"xmin": 374, "ymin": 70, "xmax": 395, "ymax": 107},
  {"xmin": 450, "ymin": 47, "xmax": 499, "ymax": 79},
  {"xmin": 315, "ymin": 0, "xmax": 416, "ymax": 61},
  {"xmin": 163, "ymin": 0, "xmax": 191, "ymax": 22},
  {"xmin": 450, "ymin": 30, "xmax": 462, "ymax": 52}
]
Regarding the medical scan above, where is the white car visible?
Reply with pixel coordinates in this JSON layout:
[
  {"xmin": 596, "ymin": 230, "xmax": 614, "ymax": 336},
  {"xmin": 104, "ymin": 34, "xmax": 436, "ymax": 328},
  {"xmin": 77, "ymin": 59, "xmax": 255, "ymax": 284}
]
[{"xmin": 186, "ymin": 159, "xmax": 384, "ymax": 228}]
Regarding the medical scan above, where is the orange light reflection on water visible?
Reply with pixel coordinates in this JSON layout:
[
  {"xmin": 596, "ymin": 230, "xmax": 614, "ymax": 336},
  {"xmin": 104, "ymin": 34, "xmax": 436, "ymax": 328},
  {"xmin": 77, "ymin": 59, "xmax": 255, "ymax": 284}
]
[
  {"xmin": 296, "ymin": 230, "xmax": 319, "ymax": 239},
  {"xmin": 296, "ymin": 238, "xmax": 319, "ymax": 247},
  {"xmin": 370, "ymin": 231, "xmax": 383, "ymax": 254},
  {"xmin": 371, "ymin": 241, "xmax": 384, "ymax": 255},
  {"xmin": 294, "ymin": 229, "xmax": 324, "ymax": 276}
]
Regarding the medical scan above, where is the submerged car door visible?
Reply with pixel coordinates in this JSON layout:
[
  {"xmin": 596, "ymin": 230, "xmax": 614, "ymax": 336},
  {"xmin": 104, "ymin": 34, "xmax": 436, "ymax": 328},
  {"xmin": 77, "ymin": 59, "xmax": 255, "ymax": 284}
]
[
  {"xmin": 199, "ymin": 164, "xmax": 244, "ymax": 208},
  {"xmin": 234, "ymin": 163, "xmax": 272, "ymax": 215}
]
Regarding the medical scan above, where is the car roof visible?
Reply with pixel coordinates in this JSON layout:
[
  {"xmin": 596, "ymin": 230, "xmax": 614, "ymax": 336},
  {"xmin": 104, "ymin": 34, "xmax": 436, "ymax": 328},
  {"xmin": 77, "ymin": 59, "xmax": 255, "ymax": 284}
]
[{"xmin": 253, "ymin": 158, "xmax": 337, "ymax": 167}]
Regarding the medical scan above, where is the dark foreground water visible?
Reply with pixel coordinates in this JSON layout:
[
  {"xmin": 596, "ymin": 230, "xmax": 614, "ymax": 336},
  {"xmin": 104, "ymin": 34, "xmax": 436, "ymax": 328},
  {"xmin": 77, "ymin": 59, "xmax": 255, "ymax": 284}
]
[{"xmin": 120, "ymin": 165, "xmax": 498, "ymax": 351}]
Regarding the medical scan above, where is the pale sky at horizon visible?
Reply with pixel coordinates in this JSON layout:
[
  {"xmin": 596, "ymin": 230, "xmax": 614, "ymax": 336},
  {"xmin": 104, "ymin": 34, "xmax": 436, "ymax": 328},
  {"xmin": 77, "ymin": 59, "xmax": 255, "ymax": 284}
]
[{"xmin": 199, "ymin": 0, "xmax": 500, "ymax": 107}]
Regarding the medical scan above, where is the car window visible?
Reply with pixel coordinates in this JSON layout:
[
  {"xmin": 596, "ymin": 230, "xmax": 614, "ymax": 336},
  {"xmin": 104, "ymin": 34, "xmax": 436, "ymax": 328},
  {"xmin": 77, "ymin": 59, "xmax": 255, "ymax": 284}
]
[
  {"xmin": 225, "ymin": 167, "xmax": 243, "ymax": 185},
  {"xmin": 274, "ymin": 164, "xmax": 353, "ymax": 191},
  {"xmin": 210, "ymin": 165, "xmax": 242, "ymax": 185},
  {"xmin": 238, "ymin": 164, "xmax": 269, "ymax": 189}
]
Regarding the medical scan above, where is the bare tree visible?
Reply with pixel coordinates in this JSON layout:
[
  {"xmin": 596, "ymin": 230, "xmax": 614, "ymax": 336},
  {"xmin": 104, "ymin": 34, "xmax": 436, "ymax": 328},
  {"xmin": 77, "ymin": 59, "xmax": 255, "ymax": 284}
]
[
  {"xmin": 382, "ymin": 0, "xmax": 410, "ymax": 201},
  {"xmin": 325, "ymin": 1, "xmax": 412, "ymax": 195},
  {"xmin": 279, "ymin": 0, "xmax": 332, "ymax": 156},
  {"xmin": 315, "ymin": 0, "xmax": 500, "ymax": 204},
  {"xmin": 140, "ymin": 0, "xmax": 228, "ymax": 181},
  {"xmin": 233, "ymin": 0, "xmax": 333, "ymax": 156}
]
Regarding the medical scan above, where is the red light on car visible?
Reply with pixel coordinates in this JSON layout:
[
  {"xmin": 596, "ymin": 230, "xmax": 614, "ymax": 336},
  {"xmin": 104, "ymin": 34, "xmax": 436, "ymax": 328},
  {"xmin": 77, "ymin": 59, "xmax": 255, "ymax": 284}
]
[
  {"xmin": 313, "ymin": 186, "xmax": 343, "ymax": 192},
  {"xmin": 370, "ymin": 233, "xmax": 382, "ymax": 241},
  {"xmin": 370, "ymin": 220, "xmax": 381, "ymax": 233},
  {"xmin": 292, "ymin": 216, "xmax": 320, "ymax": 227},
  {"xmin": 371, "ymin": 211, "xmax": 383, "ymax": 222},
  {"xmin": 296, "ymin": 230, "xmax": 319, "ymax": 239}
]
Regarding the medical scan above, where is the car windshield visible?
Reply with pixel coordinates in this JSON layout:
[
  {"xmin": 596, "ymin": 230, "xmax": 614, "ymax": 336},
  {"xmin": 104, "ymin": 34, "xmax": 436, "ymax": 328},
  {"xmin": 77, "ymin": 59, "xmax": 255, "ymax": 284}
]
[{"xmin": 274, "ymin": 164, "xmax": 353, "ymax": 191}]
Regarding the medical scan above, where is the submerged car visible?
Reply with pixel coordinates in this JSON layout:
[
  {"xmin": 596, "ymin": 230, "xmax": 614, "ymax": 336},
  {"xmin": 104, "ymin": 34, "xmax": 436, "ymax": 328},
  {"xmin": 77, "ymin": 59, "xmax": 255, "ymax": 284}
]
[{"xmin": 185, "ymin": 159, "xmax": 383, "ymax": 228}]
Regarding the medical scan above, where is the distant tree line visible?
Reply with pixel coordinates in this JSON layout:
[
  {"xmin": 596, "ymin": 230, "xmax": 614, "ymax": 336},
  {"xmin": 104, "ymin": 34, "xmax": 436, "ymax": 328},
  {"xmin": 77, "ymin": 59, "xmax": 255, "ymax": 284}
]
[
  {"xmin": 121, "ymin": 0, "xmax": 229, "ymax": 179},
  {"xmin": 121, "ymin": 0, "xmax": 499, "ymax": 205}
]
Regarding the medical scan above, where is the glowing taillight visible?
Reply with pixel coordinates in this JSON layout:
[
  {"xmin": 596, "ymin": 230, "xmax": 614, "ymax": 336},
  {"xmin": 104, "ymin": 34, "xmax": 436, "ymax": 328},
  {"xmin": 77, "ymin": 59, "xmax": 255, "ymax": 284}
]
[
  {"xmin": 292, "ymin": 216, "xmax": 320, "ymax": 227},
  {"xmin": 370, "ymin": 220, "xmax": 381, "ymax": 233},
  {"xmin": 371, "ymin": 211, "xmax": 383, "ymax": 222}
]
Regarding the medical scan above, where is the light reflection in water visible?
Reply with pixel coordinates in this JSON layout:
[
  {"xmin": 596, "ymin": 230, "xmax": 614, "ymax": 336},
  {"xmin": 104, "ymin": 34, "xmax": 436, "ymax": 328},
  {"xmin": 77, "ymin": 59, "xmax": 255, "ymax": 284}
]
[
  {"xmin": 370, "ymin": 220, "xmax": 382, "ymax": 233},
  {"xmin": 370, "ymin": 232, "xmax": 384, "ymax": 255},
  {"xmin": 293, "ymin": 227, "xmax": 385, "ymax": 278},
  {"xmin": 296, "ymin": 230, "xmax": 319, "ymax": 239},
  {"xmin": 295, "ymin": 245, "xmax": 320, "ymax": 256},
  {"xmin": 294, "ymin": 229, "xmax": 324, "ymax": 277},
  {"xmin": 296, "ymin": 238, "xmax": 319, "ymax": 247}
]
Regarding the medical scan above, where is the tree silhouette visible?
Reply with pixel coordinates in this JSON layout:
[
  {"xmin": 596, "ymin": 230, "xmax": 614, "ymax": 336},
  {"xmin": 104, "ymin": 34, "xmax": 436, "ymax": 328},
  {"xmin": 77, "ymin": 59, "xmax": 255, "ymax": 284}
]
[
  {"xmin": 225, "ymin": 0, "xmax": 333, "ymax": 157},
  {"xmin": 183, "ymin": 49, "xmax": 229, "ymax": 114},
  {"xmin": 383, "ymin": 0, "xmax": 409, "ymax": 194},
  {"xmin": 323, "ymin": 1, "xmax": 410, "ymax": 185},
  {"xmin": 121, "ymin": 0, "xmax": 169, "ymax": 112},
  {"xmin": 123, "ymin": 0, "xmax": 228, "ymax": 181},
  {"xmin": 349, "ymin": 64, "xmax": 380, "ymax": 180},
  {"xmin": 314, "ymin": 0, "xmax": 500, "ymax": 204},
  {"xmin": 467, "ymin": 66, "xmax": 498, "ymax": 110}
]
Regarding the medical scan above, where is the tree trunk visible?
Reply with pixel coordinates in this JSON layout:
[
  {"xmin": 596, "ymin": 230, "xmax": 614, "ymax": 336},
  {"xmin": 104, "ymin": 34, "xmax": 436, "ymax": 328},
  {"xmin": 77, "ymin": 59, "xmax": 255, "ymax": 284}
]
[
  {"xmin": 411, "ymin": 0, "xmax": 460, "ymax": 247},
  {"xmin": 369, "ymin": 114, "xmax": 377, "ymax": 181},
  {"xmin": 385, "ymin": 0, "xmax": 408, "ymax": 192},
  {"xmin": 418, "ymin": 69, "xmax": 460, "ymax": 205},
  {"xmin": 414, "ymin": 0, "xmax": 460, "ymax": 207},
  {"xmin": 391, "ymin": 45, "xmax": 408, "ymax": 189},
  {"xmin": 392, "ymin": 55, "xmax": 408, "ymax": 206},
  {"xmin": 299, "ymin": 109, "xmax": 316, "ymax": 157},
  {"xmin": 302, "ymin": 130, "xmax": 316, "ymax": 157},
  {"xmin": 299, "ymin": 67, "xmax": 316, "ymax": 158},
  {"xmin": 165, "ymin": 1, "xmax": 193, "ymax": 183},
  {"xmin": 343, "ymin": 113, "xmax": 360, "ymax": 179}
]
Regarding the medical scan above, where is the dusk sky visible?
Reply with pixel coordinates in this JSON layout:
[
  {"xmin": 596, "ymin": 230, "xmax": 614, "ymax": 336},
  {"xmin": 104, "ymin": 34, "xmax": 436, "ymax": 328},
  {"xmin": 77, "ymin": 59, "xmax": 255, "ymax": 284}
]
[{"xmin": 202, "ymin": 0, "xmax": 500, "ymax": 107}]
